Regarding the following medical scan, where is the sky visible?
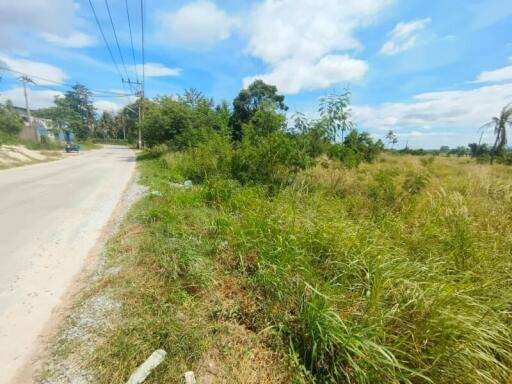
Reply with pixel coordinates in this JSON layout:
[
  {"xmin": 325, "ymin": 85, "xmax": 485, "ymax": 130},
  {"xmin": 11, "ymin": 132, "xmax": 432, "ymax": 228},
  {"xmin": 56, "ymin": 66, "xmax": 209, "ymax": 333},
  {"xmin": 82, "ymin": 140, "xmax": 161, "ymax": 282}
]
[{"xmin": 0, "ymin": 0, "xmax": 511, "ymax": 148}]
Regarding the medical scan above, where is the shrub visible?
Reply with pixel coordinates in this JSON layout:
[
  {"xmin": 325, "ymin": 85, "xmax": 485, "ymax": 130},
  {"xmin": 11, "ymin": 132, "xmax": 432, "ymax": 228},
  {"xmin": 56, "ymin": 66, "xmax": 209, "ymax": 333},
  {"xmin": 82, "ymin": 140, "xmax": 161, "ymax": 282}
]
[
  {"xmin": 165, "ymin": 133, "xmax": 233, "ymax": 183},
  {"xmin": 0, "ymin": 103, "xmax": 23, "ymax": 135},
  {"xmin": 231, "ymin": 108, "xmax": 312, "ymax": 186}
]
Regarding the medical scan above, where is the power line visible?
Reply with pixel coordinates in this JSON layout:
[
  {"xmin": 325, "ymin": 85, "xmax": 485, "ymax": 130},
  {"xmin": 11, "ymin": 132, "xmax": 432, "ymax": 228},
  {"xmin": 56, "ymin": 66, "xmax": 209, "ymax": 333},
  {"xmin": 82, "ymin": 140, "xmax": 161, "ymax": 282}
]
[
  {"xmin": 0, "ymin": 66, "xmax": 134, "ymax": 97},
  {"xmin": 125, "ymin": 0, "xmax": 139, "ymax": 84},
  {"xmin": 141, "ymin": 0, "xmax": 145, "ymax": 94},
  {"xmin": 104, "ymin": 0, "xmax": 132, "ymax": 89},
  {"xmin": 88, "ymin": 0, "xmax": 126, "ymax": 88},
  {"xmin": 138, "ymin": 0, "xmax": 146, "ymax": 149}
]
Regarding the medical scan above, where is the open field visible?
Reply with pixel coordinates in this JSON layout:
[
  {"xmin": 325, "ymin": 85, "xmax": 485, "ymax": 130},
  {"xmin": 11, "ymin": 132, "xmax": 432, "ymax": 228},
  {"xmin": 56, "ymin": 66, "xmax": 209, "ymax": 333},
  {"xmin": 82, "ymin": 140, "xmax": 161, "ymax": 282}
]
[{"xmin": 43, "ymin": 153, "xmax": 512, "ymax": 384}]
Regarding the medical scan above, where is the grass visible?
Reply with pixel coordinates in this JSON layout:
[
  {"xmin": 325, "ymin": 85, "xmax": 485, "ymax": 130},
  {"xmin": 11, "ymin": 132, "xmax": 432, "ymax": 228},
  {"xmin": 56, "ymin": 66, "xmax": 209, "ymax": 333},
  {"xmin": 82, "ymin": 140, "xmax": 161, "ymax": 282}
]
[{"xmin": 56, "ymin": 153, "xmax": 512, "ymax": 383}]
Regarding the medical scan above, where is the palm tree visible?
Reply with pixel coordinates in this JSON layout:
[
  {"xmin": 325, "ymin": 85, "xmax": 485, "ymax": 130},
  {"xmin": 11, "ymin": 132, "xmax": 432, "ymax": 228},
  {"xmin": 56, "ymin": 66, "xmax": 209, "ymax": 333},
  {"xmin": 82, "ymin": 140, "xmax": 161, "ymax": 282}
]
[{"xmin": 481, "ymin": 103, "xmax": 512, "ymax": 162}]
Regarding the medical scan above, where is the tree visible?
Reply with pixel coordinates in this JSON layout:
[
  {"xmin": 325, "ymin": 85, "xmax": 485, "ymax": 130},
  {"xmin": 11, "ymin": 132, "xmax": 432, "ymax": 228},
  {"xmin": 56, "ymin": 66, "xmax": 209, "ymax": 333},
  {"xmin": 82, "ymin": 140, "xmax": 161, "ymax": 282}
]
[
  {"xmin": 64, "ymin": 84, "xmax": 95, "ymax": 139},
  {"xmin": 35, "ymin": 96, "xmax": 83, "ymax": 138},
  {"xmin": 386, "ymin": 130, "xmax": 398, "ymax": 149},
  {"xmin": 481, "ymin": 103, "xmax": 512, "ymax": 162},
  {"xmin": 230, "ymin": 80, "xmax": 287, "ymax": 141},
  {"xmin": 96, "ymin": 111, "xmax": 116, "ymax": 139},
  {"xmin": 319, "ymin": 89, "xmax": 354, "ymax": 142},
  {"xmin": 0, "ymin": 102, "xmax": 23, "ymax": 135}
]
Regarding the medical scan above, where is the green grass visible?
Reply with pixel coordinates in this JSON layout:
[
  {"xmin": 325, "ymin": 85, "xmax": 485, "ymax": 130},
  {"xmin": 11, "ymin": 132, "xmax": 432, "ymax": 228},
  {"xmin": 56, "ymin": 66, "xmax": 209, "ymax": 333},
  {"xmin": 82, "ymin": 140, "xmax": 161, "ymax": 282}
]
[{"xmin": 78, "ymin": 153, "xmax": 512, "ymax": 383}]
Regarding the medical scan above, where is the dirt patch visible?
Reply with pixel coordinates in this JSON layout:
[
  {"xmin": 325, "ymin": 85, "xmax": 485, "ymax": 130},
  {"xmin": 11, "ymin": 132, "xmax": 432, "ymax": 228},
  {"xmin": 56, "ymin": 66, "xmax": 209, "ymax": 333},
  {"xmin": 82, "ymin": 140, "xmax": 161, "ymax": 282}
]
[
  {"xmin": 0, "ymin": 145, "xmax": 60, "ymax": 168},
  {"xmin": 195, "ymin": 322, "xmax": 293, "ymax": 384}
]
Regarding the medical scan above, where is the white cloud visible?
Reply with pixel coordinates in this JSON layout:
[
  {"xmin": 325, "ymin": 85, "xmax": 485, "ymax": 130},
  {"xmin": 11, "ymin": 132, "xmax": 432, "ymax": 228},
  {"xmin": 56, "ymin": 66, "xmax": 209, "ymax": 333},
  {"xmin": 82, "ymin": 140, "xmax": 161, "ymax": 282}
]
[
  {"xmin": 244, "ymin": 0, "xmax": 391, "ymax": 94},
  {"xmin": 0, "ymin": 1, "xmax": 89, "ymax": 49},
  {"xmin": 354, "ymin": 83, "xmax": 512, "ymax": 133},
  {"xmin": 244, "ymin": 55, "xmax": 368, "ymax": 95},
  {"xmin": 0, "ymin": 87, "xmax": 61, "ymax": 109},
  {"xmin": 130, "ymin": 63, "xmax": 181, "ymax": 78},
  {"xmin": 380, "ymin": 18, "xmax": 431, "ymax": 55},
  {"xmin": 159, "ymin": 0, "xmax": 235, "ymax": 45},
  {"xmin": 94, "ymin": 100, "xmax": 123, "ymax": 113},
  {"xmin": 0, "ymin": 55, "xmax": 68, "ymax": 85},
  {"xmin": 247, "ymin": 0, "xmax": 392, "ymax": 64},
  {"xmin": 42, "ymin": 32, "xmax": 96, "ymax": 48},
  {"xmin": 474, "ymin": 65, "xmax": 512, "ymax": 83}
]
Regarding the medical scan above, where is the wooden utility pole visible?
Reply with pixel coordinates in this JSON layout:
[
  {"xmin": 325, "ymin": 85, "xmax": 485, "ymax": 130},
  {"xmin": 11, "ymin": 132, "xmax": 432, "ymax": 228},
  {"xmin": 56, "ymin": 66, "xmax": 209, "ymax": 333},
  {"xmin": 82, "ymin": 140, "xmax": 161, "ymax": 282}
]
[
  {"xmin": 18, "ymin": 76, "xmax": 34, "ymax": 124},
  {"xmin": 122, "ymin": 78, "xmax": 143, "ymax": 149}
]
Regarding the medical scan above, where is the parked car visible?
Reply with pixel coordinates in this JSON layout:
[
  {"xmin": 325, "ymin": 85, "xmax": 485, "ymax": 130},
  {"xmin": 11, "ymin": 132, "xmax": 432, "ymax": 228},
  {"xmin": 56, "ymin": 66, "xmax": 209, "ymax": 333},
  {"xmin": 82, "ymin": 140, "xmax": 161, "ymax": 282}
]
[{"xmin": 65, "ymin": 142, "xmax": 80, "ymax": 153}]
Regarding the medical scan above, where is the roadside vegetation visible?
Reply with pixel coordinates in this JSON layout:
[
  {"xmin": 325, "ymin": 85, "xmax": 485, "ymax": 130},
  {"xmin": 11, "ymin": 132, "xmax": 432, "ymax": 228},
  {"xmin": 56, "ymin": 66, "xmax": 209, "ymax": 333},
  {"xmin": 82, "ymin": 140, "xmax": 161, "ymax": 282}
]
[{"xmin": 46, "ymin": 81, "xmax": 512, "ymax": 384}]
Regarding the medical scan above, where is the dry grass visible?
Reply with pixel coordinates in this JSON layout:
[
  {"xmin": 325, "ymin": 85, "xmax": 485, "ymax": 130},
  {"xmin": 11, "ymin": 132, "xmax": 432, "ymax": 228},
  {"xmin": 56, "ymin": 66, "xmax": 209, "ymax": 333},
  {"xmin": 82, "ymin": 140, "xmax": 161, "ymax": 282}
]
[{"xmin": 44, "ymin": 153, "xmax": 512, "ymax": 383}]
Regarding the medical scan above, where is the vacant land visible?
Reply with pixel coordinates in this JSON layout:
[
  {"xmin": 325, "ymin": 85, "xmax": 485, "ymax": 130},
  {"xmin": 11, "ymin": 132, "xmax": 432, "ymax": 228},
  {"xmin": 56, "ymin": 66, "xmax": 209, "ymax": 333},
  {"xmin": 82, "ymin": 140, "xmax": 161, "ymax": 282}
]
[
  {"xmin": 0, "ymin": 145, "xmax": 62, "ymax": 169},
  {"xmin": 43, "ymin": 152, "xmax": 512, "ymax": 384}
]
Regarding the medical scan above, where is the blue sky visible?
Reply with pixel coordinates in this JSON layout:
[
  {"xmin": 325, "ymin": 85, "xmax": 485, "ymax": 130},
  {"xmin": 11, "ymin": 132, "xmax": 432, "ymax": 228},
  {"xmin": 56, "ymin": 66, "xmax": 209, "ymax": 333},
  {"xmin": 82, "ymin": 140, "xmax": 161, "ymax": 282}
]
[{"xmin": 1, "ymin": 0, "xmax": 511, "ymax": 148}]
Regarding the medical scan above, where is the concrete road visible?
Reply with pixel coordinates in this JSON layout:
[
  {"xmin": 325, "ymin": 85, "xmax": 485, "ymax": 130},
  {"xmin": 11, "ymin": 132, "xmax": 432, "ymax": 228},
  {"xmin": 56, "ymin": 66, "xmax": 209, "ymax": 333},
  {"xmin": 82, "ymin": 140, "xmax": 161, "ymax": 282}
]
[{"xmin": 0, "ymin": 146, "xmax": 135, "ymax": 383}]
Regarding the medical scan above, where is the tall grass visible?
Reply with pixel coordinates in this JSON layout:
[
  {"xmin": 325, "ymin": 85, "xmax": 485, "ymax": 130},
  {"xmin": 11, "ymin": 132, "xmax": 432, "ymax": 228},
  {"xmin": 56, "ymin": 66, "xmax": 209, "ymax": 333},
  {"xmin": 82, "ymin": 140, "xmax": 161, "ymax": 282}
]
[{"xmin": 88, "ymin": 152, "xmax": 512, "ymax": 383}]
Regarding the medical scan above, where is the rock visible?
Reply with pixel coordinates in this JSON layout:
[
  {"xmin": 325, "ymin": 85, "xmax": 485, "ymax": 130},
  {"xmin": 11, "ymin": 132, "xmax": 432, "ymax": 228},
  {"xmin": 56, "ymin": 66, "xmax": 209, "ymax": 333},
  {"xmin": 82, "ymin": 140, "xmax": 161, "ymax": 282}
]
[{"xmin": 184, "ymin": 180, "xmax": 193, "ymax": 188}]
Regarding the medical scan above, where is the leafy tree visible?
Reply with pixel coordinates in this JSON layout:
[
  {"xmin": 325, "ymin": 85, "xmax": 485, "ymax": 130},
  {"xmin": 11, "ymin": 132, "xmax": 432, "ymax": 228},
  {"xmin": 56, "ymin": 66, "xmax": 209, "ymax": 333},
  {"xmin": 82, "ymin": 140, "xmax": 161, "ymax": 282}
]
[
  {"xmin": 386, "ymin": 130, "xmax": 398, "ymax": 149},
  {"xmin": 290, "ymin": 112, "xmax": 330, "ymax": 158},
  {"xmin": 319, "ymin": 89, "xmax": 353, "ymax": 142},
  {"xmin": 230, "ymin": 80, "xmax": 287, "ymax": 141},
  {"xmin": 143, "ymin": 92, "xmax": 229, "ymax": 149},
  {"xmin": 35, "ymin": 96, "xmax": 83, "ymax": 138},
  {"xmin": 481, "ymin": 103, "xmax": 512, "ymax": 162},
  {"xmin": 330, "ymin": 130, "xmax": 383, "ymax": 167},
  {"xmin": 232, "ymin": 106, "xmax": 307, "ymax": 186},
  {"xmin": 96, "ymin": 111, "xmax": 116, "ymax": 139},
  {"xmin": 0, "ymin": 102, "xmax": 23, "ymax": 135},
  {"xmin": 468, "ymin": 142, "xmax": 490, "ymax": 158}
]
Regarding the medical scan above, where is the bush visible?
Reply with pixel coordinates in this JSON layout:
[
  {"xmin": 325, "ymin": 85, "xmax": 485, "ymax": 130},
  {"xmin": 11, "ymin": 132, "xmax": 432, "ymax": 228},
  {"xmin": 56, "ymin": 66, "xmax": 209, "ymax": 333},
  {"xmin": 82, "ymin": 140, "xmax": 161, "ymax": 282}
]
[
  {"xmin": 164, "ymin": 133, "xmax": 233, "ymax": 183},
  {"xmin": 231, "ymin": 110, "xmax": 312, "ymax": 186},
  {"xmin": 0, "ymin": 104, "xmax": 23, "ymax": 136},
  {"xmin": 328, "ymin": 130, "xmax": 383, "ymax": 167}
]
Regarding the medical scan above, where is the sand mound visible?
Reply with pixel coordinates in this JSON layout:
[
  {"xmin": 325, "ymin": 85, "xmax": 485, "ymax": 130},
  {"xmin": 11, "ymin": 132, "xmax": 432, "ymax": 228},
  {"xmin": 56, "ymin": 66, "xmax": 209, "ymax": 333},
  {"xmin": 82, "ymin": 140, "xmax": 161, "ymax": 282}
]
[{"xmin": 0, "ymin": 145, "xmax": 56, "ymax": 168}]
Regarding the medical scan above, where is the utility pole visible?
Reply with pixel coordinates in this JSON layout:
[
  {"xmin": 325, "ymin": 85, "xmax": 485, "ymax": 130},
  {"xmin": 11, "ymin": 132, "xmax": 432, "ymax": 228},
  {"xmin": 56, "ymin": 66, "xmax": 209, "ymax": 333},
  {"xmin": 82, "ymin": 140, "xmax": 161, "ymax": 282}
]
[
  {"xmin": 18, "ymin": 76, "xmax": 34, "ymax": 124},
  {"xmin": 122, "ymin": 78, "xmax": 143, "ymax": 149}
]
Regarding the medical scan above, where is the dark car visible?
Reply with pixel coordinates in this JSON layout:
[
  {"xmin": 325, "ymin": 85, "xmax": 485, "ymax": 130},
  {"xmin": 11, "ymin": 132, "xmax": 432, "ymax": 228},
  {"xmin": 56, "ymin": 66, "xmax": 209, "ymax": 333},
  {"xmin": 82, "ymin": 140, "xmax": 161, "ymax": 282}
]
[{"xmin": 65, "ymin": 142, "xmax": 80, "ymax": 153}]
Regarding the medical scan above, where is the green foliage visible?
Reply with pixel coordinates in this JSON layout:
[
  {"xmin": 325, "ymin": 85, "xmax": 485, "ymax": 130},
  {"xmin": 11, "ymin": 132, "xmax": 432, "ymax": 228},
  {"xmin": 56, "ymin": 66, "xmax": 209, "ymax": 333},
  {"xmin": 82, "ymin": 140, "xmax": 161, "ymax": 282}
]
[
  {"xmin": 143, "ymin": 93, "xmax": 229, "ymax": 149},
  {"xmin": 329, "ymin": 130, "xmax": 384, "ymax": 167},
  {"xmin": 231, "ymin": 108, "xmax": 310, "ymax": 186},
  {"xmin": 165, "ymin": 133, "xmax": 233, "ymax": 183},
  {"xmin": 230, "ymin": 80, "xmax": 288, "ymax": 141},
  {"xmin": 0, "ymin": 102, "xmax": 23, "ymax": 135},
  {"xmin": 319, "ymin": 89, "xmax": 353, "ymax": 141}
]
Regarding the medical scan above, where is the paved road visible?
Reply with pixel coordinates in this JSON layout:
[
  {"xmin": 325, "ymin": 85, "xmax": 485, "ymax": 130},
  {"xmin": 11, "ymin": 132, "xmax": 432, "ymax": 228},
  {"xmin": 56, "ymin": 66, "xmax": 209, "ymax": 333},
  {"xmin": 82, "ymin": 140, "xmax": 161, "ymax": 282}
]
[{"xmin": 0, "ymin": 146, "xmax": 135, "ymax": 383}]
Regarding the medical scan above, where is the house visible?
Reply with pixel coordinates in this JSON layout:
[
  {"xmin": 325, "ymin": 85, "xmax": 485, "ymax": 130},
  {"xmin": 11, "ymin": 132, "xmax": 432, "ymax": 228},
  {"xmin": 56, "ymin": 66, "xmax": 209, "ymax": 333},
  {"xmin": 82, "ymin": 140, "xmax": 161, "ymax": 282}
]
[{"xmin": 13, "ymin": 106, "xmax": 74, "ymax": 143}]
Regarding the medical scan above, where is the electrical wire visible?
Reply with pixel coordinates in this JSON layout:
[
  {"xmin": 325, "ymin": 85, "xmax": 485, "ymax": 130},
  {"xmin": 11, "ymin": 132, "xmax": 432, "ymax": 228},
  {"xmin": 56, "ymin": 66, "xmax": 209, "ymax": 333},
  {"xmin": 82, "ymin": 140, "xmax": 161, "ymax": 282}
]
[
  {"xmin": 125, "ymin": 0, "xmax": 139, "ymax": 84},
  {"xmin": 88, "ymin": 0, "xmax": 126, "ymax": 89},
  {"xmin": 104, "ymin": 0, "xmax": 132, "ymax": 90},
  {"xmin": 141, "ymin": 0, "xmax": 145, "ymax": 97},
  {"xmin": 0, "ymin": 66, "xmax": 135, "ymax": 98}
]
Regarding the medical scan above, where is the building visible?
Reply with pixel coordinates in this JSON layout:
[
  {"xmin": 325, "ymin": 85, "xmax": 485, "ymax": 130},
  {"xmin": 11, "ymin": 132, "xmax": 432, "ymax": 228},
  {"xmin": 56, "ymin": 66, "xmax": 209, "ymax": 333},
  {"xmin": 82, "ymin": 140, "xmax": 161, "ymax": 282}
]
[{"xmin": 13, "ymin": 106, "xmax": 74, "ymax": 143}]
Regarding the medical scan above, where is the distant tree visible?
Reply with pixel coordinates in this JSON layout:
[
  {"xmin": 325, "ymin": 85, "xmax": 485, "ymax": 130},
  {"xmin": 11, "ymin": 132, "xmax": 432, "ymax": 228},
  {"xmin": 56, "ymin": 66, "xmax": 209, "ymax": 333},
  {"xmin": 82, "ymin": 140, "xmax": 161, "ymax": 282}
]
[
  {"xmin": 440, "ymin": 145, "xmax": 450, "ymax": 153},
  {"xmin": 178, "ymin": 88, "xmax": 211, "ymax": 108},
  {"xmin": 230, "ymin": 80, "xmax": 287, "ymax": 141},
  {"xmin": 96, "ymin": 111, "xmax": 116, "ymax": 139},
  {"xmin": 468, "ymin": 142, "xmax": 490, "ymax": 158},
  {"xmin": 481, "ymin": 103, "xmax": 512, "ymax": 162},
  {"xmin": 35, "ymin": 96, "xmax": 83, "ymax": 138},
  {"xmin": 319, "ymin": 89, "xmax": 353, "ymax": 142},
  {"xmin": 448, "ymin": 146, "xmax": 468, "ymax": 157},
  {"xmin": 386, "ymin": 130, "xmax": 398, "ymax": 149}
]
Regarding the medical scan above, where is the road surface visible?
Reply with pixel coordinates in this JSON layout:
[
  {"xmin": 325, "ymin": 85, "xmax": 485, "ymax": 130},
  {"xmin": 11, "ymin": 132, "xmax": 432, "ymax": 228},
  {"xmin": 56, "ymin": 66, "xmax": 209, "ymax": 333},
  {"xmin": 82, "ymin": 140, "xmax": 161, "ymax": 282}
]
[{"xmin": 0, "ymin": 145, "xmax": 135, "ymax": 383}]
